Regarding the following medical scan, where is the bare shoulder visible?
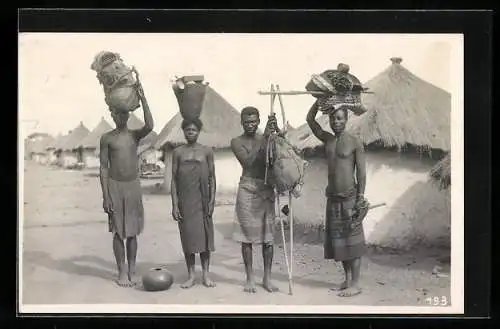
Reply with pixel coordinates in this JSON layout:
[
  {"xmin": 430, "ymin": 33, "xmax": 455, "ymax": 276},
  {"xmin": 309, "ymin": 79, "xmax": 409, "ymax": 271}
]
[
  {"xmin": 346, "ymin": 132, "xmax": 363, "ymax": 148},
  {"xmin": 204, "ymin": 145, "xmax": 214, "ymax": 155},
  {"xmin": 231, "ymin": 135, "xmax": 244, "ymax": 148},
  {"xmin": 100, "ymin": 131, "xmax": 113, "ymax": 144},
  {"xmin": 173, "ymin": 145, "xmax": 184, "ymax": 156}
]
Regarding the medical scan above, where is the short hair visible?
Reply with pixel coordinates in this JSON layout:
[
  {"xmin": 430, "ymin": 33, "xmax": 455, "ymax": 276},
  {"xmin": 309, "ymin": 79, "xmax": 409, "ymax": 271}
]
[
  {"xmin": 241, "ymin": 106, "xmax": 260, "ymax": 119},
  {"xmin": 330, "ymin": 107, "xmax": 349, "ymax": 119},
  {"xmin": 181, "ymin": 117, "xmax": 203, "ymax": 131}
]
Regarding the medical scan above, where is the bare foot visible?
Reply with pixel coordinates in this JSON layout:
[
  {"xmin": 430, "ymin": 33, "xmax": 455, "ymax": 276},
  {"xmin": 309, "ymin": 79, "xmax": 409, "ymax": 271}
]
[
  {"xmin": 202, "ymin": 274, "xmax": 216, "ymax": 288},
  {"xmin": 180, "ymin": 277, "xmax": 196, "ymax": 289},
  {"xmin": 115, "ymin": 272, "xmax": 132, "ymax": 287},
  {"xmin": 330, "ymin": 281, "xmax": 349, "ymax": 291},
  {"xmin": 338, "ymin": 286, "xmax": 362, "ymax": 297},
  {"xmin": 243, "ymin": 280, "xmax": 257, "ymax": 293},
  {"xmin": 262, "ymin": 279, "xmax": 279, "ymax": 293},
  {"xmin": 128, "ymin": 272, "xmax": 142, "ymax": 287}
]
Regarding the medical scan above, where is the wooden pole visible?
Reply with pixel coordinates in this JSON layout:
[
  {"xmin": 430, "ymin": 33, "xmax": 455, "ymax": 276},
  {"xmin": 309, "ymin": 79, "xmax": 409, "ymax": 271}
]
[{"xmin": 258, "ymin": 90, "xmax": 373, "ymax": 96}]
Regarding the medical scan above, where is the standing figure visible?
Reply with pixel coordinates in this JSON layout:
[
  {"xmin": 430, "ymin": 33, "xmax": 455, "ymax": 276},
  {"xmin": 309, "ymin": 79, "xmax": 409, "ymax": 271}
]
[
  {"xmin": 171, "ymin": 118, "xmax": 216, "ymax": 289},
  {"xmin": 99, "ymin": 72, "xmax": 154, "ymax": 287},
  {"xmin": 306, "ymin": 101, "xmax": 367, "ymax": 297},
  {"xmin": 231, "ymin": 106, "xmax": 279, "ymax": 293}
]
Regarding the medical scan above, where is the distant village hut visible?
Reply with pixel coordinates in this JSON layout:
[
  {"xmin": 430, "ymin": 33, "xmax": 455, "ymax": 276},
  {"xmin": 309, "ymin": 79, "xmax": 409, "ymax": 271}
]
[
  {"xmin": 57, "ymin": 122, "xmax": 90, "ymax": 168},
  {"xmin": 79, "ymin": 117, "xmax": 113, "ymax": 168}
]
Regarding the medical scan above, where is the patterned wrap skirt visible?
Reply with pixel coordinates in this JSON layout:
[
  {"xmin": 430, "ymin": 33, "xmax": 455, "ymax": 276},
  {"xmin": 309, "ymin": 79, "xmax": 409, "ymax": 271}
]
[
  {"xmin": 232, "ymin": 176, "xmax": 276, "ymax": 244},
  {"xmin": 324, "ymin": 187, "xmax": 366, "ymax": 261}
]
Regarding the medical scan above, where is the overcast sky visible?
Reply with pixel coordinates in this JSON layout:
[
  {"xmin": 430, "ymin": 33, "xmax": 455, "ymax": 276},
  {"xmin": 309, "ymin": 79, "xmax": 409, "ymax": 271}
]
[{"xmin": 19, "ymin": 33, "xmax": 460, "ymax": 137}]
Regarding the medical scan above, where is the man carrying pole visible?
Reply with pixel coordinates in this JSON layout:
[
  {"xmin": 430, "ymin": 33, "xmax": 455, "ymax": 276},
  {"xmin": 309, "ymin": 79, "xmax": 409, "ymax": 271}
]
[{"xmin": 231, "ymin": 106, "xmax": 280, "ymax": 293}]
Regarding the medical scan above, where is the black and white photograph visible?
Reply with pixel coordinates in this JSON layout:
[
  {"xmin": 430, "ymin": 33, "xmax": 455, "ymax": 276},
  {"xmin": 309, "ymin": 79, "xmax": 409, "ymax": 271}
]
[{"xmin": 18, "ymin": 32, "xmax": 464, "ymax": 314}]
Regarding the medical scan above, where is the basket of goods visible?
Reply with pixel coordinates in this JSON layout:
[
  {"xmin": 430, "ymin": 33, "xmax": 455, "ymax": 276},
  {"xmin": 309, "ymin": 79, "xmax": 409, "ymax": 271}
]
[
  {"xmin": 91, "ymin": 51, "xmax": 140, "ymax": 112},
  {"xmin": 305, "ymin": 63, "xmax": 369, "ymax": 116},
  {"xmin": 172, "ymin": 75, "xmax": 209, "ymax": 121}
]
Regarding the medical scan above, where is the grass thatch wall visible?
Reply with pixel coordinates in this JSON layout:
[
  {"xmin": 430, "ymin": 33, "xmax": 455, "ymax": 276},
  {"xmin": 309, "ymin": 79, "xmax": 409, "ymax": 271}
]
[{"xmin": 430, "ymin": 153, "xmax": 451, "ymax": 190}]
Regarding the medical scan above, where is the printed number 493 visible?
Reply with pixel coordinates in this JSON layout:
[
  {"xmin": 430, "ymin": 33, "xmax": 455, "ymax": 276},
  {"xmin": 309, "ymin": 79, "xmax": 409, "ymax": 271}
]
[{"xmin": 426, "ymin": 296, "xmax": 449, "ymax": 306}]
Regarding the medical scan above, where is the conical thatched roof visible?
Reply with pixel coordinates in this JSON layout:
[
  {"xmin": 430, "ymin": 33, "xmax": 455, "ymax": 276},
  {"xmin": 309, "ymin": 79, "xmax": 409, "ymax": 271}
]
[
  {"xmin": 27, "ymin": 132, "xmax": 51, "ymax": 140},
  {"xmin": 430, "ymin": 153, "xmax": 451, "ymax": 190},
  {"xmin": 60, "ymin": 122, "xmax": 90, "ymax": 151},
  {"xmin": 127, "ymin": 112, "xmax": 158, "ymax": 147},
  {"xmin": 127, "ymin": 112, "xmax": 144, "ymax": 130},
  {"xmin": 51, "ymin": 133, "xmax": 70, "ymax": 151},
  {"xmin": 290, "ymin": 57, "xmax": 451, "ymax": 152},
  {"xmin": 137, "ymin": 131, "xmax": 158, "ymax": 155},
  {"xmin": 45, "ymin": 133, "xmax": 62, "ymax": 150},
  {"xmin": 79, "ymin": 117, "xmax": 114, "ymax": 149},
  {"xmin": 26, "ymin": 134, "xmax": 54, "ymax": 154},
  {"xmin": 153, "ymin": 85, "xmax": 242, "ymax": 149}
]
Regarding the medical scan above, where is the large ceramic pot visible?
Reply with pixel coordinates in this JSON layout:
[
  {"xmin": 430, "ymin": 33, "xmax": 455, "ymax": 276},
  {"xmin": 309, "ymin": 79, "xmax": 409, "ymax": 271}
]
[
  {"xmin": 172, "ymin": 76, "xmax": 208, "ymax": 121},
  {"xmin": 142, "ymin": 267, "xmax": 174, "ymax": 292}
]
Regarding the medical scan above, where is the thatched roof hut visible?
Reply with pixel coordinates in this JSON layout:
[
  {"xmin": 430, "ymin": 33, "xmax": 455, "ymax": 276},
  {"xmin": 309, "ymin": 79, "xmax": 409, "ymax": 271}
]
[
  {"xmin": 27, "ymin": 132, "xmax": 51, "ymax": 140},
  {"xmin": 26, "ymin": 134, "xmax": 54, "ymax": 155},
  {"xmin": 430, "ymin": 153, "xmax": 451, "ymax": 190},
  {"xmin": 45, "ymin": 133, "xmax": 62, "ymax": 151},
  {"xmin": 137, "ymin": 131, "xmax": 158, "ymax": 155},
  {"xmin": 290, "ymin": 57, "xmax": 451, "ymax": 154},
  {"xmin": 50, "ymin": 133, "xmax": 69, "ymax": 151},
  {"xmin": 153, "ymin": 85, "xmax": 242, "ymax": 150},
  {"xmin": 79, "ymin": 117, "xmax": 113, "ymax": 150},
  {"xmin": 59, "ymin": 122, "xmax": 90, "ymax": 151}
]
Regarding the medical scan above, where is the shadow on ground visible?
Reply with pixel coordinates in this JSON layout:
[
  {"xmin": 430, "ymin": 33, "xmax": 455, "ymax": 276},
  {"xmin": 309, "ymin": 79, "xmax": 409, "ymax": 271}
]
[
  {"xmin": 214, "ymin": 221, "xmax": 449, "ymax": 273},
  {"xmin": 23, "ymin": 250, "xmax": 244, "ymax": 291}
]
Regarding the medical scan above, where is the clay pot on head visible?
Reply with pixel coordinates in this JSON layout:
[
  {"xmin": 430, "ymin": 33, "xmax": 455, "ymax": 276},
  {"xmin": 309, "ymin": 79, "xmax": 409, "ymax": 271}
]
[{"xmin": 142, "ymin": 267, "xmax": 174, "ymax": 292}]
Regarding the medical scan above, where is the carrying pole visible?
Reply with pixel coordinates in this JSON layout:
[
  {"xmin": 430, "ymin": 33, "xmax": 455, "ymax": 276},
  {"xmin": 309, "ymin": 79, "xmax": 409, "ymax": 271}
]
[{"xmin": 276, "ymin": 84, "xmax": 294, "ymax": 295}]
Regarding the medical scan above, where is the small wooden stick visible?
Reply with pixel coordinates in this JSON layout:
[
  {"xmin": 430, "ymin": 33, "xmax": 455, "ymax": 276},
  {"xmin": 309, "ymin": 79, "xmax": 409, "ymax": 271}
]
[{"xmin": 276, "ymin": 85, "xmax": 287, "ymax": 131}]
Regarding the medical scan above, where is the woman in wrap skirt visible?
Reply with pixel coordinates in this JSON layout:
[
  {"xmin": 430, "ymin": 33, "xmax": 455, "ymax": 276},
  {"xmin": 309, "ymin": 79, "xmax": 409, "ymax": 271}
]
[{"xmin": 171, "ymin": 117, "xmax": 216, "ymax": 289}]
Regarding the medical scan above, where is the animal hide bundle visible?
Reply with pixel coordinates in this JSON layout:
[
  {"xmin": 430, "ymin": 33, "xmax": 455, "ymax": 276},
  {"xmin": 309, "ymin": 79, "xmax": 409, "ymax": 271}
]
[{"xmin": 267, "ymin": 134, "xmax": 308, "ymax": 198}]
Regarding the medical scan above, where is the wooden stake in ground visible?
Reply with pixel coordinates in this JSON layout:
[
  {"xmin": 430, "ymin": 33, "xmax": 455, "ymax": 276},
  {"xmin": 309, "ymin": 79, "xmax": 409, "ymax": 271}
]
[
  {"xmin": 276, "ymin": 84, "xmax": 294, "ymax": 295},
  {"xmin": 264, "ymin": 83, "xmax": 294, "ymax": 294}
]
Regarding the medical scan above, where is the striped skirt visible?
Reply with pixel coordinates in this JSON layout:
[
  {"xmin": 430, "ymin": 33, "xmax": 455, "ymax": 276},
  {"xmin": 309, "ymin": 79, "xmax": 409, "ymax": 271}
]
[
  {"xmin": 324, "ymin": 194, "xmax": 366, "ymax": 261},
  {"xmin": 232, "ymin": 176, "xmax": 276, "ymax": 244}
]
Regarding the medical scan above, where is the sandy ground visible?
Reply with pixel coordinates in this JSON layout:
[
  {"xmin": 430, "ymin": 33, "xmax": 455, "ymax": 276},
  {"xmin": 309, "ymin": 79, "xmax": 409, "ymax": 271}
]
[{"xmin": 21, "ymin": 161, "xmax": 450, "ymax": 307}]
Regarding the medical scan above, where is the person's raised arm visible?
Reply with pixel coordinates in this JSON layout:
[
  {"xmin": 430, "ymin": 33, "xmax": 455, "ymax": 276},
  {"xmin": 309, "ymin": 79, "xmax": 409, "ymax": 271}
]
[
  {"xmin": 306, "ymin": 100, "xmax": 332, "ymax": 143},
  {"xmin": 354, "ymin": 137, "xmax": 367, "ymax": 201},
  {"xmin": 132, "ymin": 69, "xmax": 154, "ymax": 141},
  {"xmin": 99, "ymin": 135, "xmax": 112, "ymax": 213}
]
